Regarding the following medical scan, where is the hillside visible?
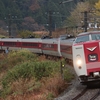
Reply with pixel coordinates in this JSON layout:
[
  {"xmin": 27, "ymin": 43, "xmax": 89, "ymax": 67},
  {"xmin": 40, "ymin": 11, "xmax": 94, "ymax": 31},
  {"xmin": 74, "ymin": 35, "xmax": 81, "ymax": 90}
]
[
  {"xmin": 0, "ymin": 0, "xmax": 98, "ymax": 37},
  {"xmin": 0, "ymin": 0, "xmax": 78, "ymax": 33}
]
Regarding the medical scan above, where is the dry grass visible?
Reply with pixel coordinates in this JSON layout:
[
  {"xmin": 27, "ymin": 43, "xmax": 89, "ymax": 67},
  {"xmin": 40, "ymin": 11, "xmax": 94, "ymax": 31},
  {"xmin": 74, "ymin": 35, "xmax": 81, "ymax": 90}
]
[
  {"xmin": 1, "ymin": 73, "xmax": 68, "ymax": 100},
  {"xmin": 41, "ymin": 73, "xmax": 68, "ymax": 96},
  {"xmin": 38, "ymin": 55, "xmax": 46, "ymax": 61},
  {"xmin": 32, "ymin": 28, "xmax": 67, "ymax": 38}
]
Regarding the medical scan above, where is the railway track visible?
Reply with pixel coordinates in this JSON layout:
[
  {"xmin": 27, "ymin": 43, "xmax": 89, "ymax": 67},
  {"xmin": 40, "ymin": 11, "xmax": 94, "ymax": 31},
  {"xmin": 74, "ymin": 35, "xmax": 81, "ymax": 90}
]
[
  {"xmin": 54, "ymin": 80, "xmax": 100, "ymax": 100},
  {"xmin": 72, "ymin": 88, "xmax": 88, "ymax": 100},
  {"xmin": 90, "ymin": 89, "xmax": 100, "ymax": 100},
  {"xmin": 71, "ymin": 88, "xmax": 100, "ymax": 100}
]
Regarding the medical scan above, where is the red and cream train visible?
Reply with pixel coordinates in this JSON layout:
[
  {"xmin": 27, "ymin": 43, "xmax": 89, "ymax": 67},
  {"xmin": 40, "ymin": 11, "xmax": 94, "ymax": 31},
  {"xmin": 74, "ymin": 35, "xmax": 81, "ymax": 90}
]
[
  {"xmin": 73, "ymin": 31, "xmax": 100, "ymax": 84},
  {"xmin": 0, "ymin": 31, "xmax": 100, "ymax": 84}
]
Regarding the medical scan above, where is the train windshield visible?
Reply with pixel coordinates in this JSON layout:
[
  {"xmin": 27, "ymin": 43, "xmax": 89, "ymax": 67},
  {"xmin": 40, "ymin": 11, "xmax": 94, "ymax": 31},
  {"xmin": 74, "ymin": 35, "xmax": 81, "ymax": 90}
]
[
  {"xmin": 75, "ymin": 35, "xmax": 89, "ymax": 43},
  {"xmin": 91, "ymin": 33, "xmax": 100, "ymax": 40}
]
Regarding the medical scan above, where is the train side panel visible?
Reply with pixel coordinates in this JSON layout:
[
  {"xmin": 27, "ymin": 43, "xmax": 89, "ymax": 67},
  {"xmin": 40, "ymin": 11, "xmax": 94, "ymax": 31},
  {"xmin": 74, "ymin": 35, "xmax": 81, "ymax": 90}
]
[
  {"xmin": 42, "ymin": 38, "xmax": 61, "ymax": 57},
  {"xmin": 21, "ymin": 38, "xmax": 42, "ymax": 54},
  {"xmin": 60, "ymin": 38, "xmax": 74, "ymax": 60},
  {"xmin": 0, "ymin": 38, "xmax": 22, "ymax": 51}
]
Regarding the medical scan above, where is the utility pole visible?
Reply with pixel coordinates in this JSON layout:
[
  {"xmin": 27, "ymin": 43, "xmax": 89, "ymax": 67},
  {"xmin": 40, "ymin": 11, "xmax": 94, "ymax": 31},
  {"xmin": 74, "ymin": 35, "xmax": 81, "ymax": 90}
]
[
  {"xmin": 80, "ymin": 0, "xmax": 87, "ymax": 32},
  {"xmin": 84, "ymin": 11, "xmax": 88, "ymax": 32},
  {"xmin": 49, "ymin": 10, "xmax": 52, "ymax": 36},
  {"xmin": 8, "ymin": 14, "xmax": 11, "ymax": 37}
]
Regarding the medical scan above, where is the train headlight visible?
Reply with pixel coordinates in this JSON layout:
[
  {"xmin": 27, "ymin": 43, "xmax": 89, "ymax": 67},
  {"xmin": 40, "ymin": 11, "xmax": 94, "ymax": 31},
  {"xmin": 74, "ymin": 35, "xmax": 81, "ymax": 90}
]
[
  {"xmin": 76, "ymin": 59, "xmax": 82, "ymax": 66},
  {"xmin": 76, "ymin": 55, "xmax": 82, "ymax": 69}
]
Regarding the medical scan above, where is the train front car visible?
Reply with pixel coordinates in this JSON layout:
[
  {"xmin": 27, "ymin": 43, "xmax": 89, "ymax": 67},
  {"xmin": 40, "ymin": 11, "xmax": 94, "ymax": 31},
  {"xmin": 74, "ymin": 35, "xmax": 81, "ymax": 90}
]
[{"xmin": 73, "ymin": 31, "xmax": 100, "ymax": 84}]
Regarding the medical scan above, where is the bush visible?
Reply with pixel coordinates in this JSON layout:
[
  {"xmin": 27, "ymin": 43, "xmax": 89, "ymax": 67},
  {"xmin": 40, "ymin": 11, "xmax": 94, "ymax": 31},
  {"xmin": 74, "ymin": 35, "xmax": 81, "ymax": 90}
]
[
  {"xmin": 0, "ymin": 50, "xmax": 74, "ymax": 99},
  {"xmin": 1, "ymin": 60, "xmax": 60, "ymax": 97},
  {"xmin": 0, "ymin": 50, "xmax": 38, "ymax": 72},
  {"xmin": 18, "ymin": 30, "xmax": 33, "ymax": 38},
  {"xmin": 46, "ymin": 92, "xmax": 54, "ymax": 100},
  {"xmin": 63, "ymin": 69, "xmax": 74, "ymax": 82},
  {"xmin": 7, "ymin": 49, "xmax": 38, "ymax": 63},
  {"xmin": 2, "ymin": 61, "xmax": 60, "ymax": 85}
]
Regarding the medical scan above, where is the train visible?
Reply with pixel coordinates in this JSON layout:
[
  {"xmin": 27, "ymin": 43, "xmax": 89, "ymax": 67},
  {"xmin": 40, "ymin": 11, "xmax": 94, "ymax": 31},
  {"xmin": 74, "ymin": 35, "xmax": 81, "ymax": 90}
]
[
  {"xmin": 73, "ymin": 31, "xmax": 100, "ymax": 84},
  {"xmin": 0, "ymin": 31, "xmax": 100, "ymax": 85}
]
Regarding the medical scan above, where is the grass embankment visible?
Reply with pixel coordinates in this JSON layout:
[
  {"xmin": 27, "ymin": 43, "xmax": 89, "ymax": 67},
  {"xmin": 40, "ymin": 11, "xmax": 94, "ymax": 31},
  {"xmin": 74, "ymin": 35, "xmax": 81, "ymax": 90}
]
[{"xmin": 0, "ymin": 50, "xmax": 74, "ymax": 100}]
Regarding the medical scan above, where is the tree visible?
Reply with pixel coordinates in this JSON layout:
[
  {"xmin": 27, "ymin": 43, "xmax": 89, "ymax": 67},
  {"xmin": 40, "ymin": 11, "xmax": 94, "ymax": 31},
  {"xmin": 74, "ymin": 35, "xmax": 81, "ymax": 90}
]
[
  {"xmin": 94, "ymin": 0, "xmax": 100, "ymax": 16},
  {"xmin": 0, "ymin": 0, "xmax": 6, "ymax": 19},
  {"xmin": 88, "ymin": 0, "xmax": 98, "ymax": 5},
  {"xmin": 64, "ymin": 2, "xmax": 90, "ymax": 28},
  {"xmin": 29, "ymin": 0, "xmax": 40, "ymax": 11},
  {"xmin": 0, "ymin": 0, "xmax": 97, "ymax": 33}
]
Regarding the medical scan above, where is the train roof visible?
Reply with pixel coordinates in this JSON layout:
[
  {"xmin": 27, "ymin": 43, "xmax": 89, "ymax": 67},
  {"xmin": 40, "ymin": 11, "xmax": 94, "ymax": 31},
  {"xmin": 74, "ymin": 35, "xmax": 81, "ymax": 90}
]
[
  {"xmin": 78, "ymin": 31, "xmax": 100, "ymax": 36},
  {"xmin": 0, "ymin": 38, "xmax": 41, "ymax": 39},
  {"xmin": 59, "ymin": 34, "xmax": 75, "ymax": 40},
  {"xmin": 0, "ymin": 38, "xmax": 21, "ymax": 40}
]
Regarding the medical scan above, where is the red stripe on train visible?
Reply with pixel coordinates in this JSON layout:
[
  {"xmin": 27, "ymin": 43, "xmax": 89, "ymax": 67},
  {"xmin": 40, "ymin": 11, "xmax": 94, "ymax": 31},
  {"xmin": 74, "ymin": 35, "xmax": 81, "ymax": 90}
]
[{"xmin": 60, "ymin": 45, "xmax": 72, "ymax": 54}]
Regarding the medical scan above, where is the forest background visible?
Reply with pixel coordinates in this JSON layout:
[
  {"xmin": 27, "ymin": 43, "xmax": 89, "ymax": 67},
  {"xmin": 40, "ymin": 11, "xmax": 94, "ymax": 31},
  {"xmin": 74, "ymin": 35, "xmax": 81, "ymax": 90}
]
[{"xmin": 0, "ymin": 0, "xmax": 99, "ymax": 37}]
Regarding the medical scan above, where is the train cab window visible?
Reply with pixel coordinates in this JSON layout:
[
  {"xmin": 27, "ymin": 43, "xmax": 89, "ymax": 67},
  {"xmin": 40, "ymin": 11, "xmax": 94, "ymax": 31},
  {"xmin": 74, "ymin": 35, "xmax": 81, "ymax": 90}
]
[
  {"xmin": 75, "ymin": 35, "xmax": 89, "ymax": 43},
  {"xmin": 91, "ymin": 34, "xmax": 100, "ymax": 40}
]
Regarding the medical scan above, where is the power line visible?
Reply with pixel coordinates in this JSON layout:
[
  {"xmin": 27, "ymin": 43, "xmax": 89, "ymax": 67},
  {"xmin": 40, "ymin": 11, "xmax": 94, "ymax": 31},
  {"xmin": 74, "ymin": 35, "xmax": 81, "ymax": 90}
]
[{"xmin": 59, "ymin": 0, "xmax": 73, "ymax": 5}]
